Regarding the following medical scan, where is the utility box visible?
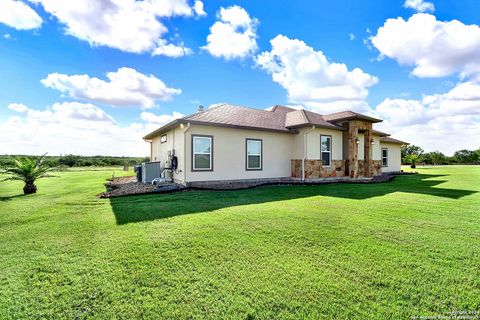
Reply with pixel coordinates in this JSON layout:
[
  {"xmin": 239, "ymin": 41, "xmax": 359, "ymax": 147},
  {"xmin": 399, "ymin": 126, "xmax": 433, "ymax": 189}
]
[
  {"xmin": 141, "ymin": 162, "xmax": 161, "ymax": 184},
  {"xmin": 134, "ymin": 165, "xmax": 142, "ymax": 182}
]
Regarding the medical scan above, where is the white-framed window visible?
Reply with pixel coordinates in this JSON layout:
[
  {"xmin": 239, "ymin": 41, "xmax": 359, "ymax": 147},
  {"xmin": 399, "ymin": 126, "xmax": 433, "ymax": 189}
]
[
  {"xmin": 320, "ymin": 135, "xmax": 332, "ymax": 166},
  {"xmin": 192, "ymin": 135, "xmax": 213, "ymax": 171},
  {"xmin": 382, "ymin": 148, "xmax": 388, "ymax": 167},
  {"xmin": 160, "ymin": 134, "xmax": 167, "ymax": 143},
  {"xmin": 246, "ymin": 139, "xmax": 262, "ymax": 170}
]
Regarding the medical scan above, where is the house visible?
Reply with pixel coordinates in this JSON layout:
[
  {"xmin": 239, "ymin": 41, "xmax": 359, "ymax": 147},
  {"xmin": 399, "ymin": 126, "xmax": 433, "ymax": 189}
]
[{"xmin": 143, "ymin": 104, "xmax": 407, "ymax": 186}]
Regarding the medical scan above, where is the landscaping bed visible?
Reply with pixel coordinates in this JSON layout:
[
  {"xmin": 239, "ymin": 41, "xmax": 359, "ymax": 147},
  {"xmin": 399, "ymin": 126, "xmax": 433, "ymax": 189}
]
[
  {"xmin": 99, "ymin": 176, "xmax": 185, "ymax": 198},
  {"xmin": 99, "ymin": 174, "xmax": 397, "ymax": 197}
]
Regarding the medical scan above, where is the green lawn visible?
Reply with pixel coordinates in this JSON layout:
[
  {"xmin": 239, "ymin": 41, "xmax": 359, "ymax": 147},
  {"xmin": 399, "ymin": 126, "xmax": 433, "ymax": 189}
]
[{"xmin": 0, "ymin": 166, "xmax": 479, "ymax": 319}]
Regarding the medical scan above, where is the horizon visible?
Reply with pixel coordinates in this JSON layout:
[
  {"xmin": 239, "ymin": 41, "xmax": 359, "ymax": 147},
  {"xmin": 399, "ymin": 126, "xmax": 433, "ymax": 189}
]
[{"xmin": 1, "ymin": 0, "xmax": 479, "ymax": 157}]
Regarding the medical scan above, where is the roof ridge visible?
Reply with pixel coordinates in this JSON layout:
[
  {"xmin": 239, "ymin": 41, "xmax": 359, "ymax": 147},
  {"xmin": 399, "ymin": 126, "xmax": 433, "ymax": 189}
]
[
  {"xmin": 324, "ymin": 110, "xmax": 354, "ymax": 116},
  {"xmin": 226, "ymin": 103, "xmax": 273, "ymax": 113},
  {"xmin": 300, "ymin": 109, "xmax": 310, "ymax": 124}
]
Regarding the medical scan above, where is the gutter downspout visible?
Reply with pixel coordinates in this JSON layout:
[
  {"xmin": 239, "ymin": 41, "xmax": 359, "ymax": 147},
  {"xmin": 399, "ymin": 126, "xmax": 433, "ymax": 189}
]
[
  {"xmin": 302, "ymin": 126, "xmax": 316, "ymax": 181},
  {"xmin": 183, "ymin": 122, "xmax": 191, "ymax": 185},
  {"xmin": 143, "ymin": 138, "xmax": 152, "ymax": 161}
]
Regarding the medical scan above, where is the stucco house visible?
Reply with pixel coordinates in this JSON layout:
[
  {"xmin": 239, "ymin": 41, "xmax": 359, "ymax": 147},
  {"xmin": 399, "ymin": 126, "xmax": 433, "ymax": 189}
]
[{"xmin": 143, "ymin": 104, "xmax": 407, "ymax": 186}]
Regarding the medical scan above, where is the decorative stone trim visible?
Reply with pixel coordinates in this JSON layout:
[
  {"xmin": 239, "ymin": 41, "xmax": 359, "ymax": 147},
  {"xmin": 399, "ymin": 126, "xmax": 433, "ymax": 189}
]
[
  {"xmin": 291, "ymin": 159, "xmax": 346, "ymax": 179},
  {"xmin": 358, "ymin": 160, "xmax": 382, "ymax": 177}
]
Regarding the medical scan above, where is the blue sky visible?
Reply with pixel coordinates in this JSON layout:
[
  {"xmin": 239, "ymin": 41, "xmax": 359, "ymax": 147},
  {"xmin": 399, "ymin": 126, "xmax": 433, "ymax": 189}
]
[{"xmin": 0, "ymin": 0, "xmax": 479, "ymax": 156}]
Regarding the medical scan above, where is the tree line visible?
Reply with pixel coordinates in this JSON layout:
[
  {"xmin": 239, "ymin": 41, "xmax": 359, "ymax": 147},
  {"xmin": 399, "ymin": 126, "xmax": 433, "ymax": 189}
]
[
  {"xmin": 401, "ymin": 145, "xmax": 480, "ymax": 168},
  {"xmin": 0, "ymin": 154, "xmax": 150, "ymax": 168}
]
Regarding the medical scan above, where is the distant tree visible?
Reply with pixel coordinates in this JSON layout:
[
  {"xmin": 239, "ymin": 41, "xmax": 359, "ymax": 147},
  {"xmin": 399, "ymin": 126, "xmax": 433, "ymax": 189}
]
[
  {"xmin": 0, "ymin": 154, "xmax": 55, "ymax": 194},
  {"xmin": 423, "ymin": 151, "xmax": 446, "ymax": 165},
  {"xmin": 59, "ymin": 154, "xmax": 81, "ymax": 167},
  {"xmin": 401, "ymin": 145, "xmax": 424, "ymax": 168},
  {"xmin": 453, "ymin": 149, "xmax": 479, "ymax": 164}
]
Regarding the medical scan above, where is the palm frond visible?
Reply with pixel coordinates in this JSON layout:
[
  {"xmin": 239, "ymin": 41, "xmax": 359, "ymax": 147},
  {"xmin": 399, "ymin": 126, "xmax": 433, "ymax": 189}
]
[{"xmin": 1, "ymin": 153, "xmax": 56, "ymax": 184}]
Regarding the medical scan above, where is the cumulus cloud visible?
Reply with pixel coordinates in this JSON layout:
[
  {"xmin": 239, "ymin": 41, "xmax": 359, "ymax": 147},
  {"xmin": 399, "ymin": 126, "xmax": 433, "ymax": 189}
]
[
  {"xmin": 7, "ymin": 103, "xmax": 29, "ymax": 113},
  {"xmin": 0, "ymin": 0, "xmax": 42, "ymax": 30},
  {"xmin": 0, "ymin": 102, "xmax": 184, "ymax": 156},
  {"xmin": 140, "ymin": 111, "xmax": 184, "ymax": 124},
  {"xmin": 371, "ymin": 14, "xmax": 480, "ymax": 78},
  {"xmin": 403, "ymin": 0, "xmax": 435, "ymax": 12},
  {"xmin": 41, "ymin": 67, "xmax": 181, "ymax": 108},
  {"xmin": 29, "ymin": 0, "xmax": 204, "ymax": 56},
  {"xmin": 152, "ymin": 39, "xmax": 193, "ymax": 57},
  {"xmin": 202, "ymin": 5, "xmax": 258, "ymax": 60},
  {"xmin": 256, "ymin": 35, "xmax": 378, "ymax": 114},
  {"xmin": 7, "ymin": 101, "xmax": 116, "ymax": 124},
  {"xmin": 375, "ymin": 81, "xmax": 480, "ymax": 154},
  {"xmin": 193, "ymin": 0, "xmax": 206, "ymax": 17}
]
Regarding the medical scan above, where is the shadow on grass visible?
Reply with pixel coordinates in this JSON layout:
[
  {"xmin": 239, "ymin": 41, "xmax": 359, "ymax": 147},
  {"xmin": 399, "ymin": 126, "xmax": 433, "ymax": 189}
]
[
  {"xmin": 0, "ymin": 194, "xmax": 25, "ymax": 202},
  {"xmin": 109, "ymin": 174, "xmax": 477, "ymax": 225}
]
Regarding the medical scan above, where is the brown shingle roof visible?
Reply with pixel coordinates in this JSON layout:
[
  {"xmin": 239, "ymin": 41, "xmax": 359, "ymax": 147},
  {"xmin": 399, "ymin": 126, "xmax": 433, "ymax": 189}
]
[
  {"xmin": 380, "ymin": 136, "xmax": 409, "ymax": 145},
  {"xmin": 183, "ymin": 104, "xmax": 293, "ymax": 132},
  {"xmin": 143, "ymin": 103, "xmax": 391, "ymax": 139},
  {"xmin": 372, "ymin": 129, "xmax": 390, "ymax": 137},
  {"xmin": 285, "ymin": 109, "xmax": 344, "ymax": 130},
  {"xmin": 324, "ymin": 110, "xmax": 382, "ymax": 123}
]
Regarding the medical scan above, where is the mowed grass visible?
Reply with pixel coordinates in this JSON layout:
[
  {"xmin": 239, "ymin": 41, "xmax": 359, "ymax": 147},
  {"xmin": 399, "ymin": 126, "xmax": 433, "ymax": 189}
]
[{"xmin": 0, "ymin": 166, "xmax": 479, "ymax": 319}]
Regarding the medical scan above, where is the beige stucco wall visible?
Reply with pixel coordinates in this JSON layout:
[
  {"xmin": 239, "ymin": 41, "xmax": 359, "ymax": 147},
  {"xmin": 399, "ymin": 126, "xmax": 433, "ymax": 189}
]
[
  {"xmin": 148, "ymin": 122, "xmax": 400, "ymax": 182},
  {"xmin": 380, "ymin": 142, "xmax": 402, "ymax": 172},
  {"xmin": 185, "ymin": 125, "xmax": 295, "ymax": 182},
  {"xmin": 150, "ymin": 126, "xmax": 185, "ymax": 183},
  {"xmin": 357, "ymin": 134, "xmax": 381, "ymax": 160},
  {"xmin": 294, "ymin": 127, "xmax": 343, "ymax": 161}
]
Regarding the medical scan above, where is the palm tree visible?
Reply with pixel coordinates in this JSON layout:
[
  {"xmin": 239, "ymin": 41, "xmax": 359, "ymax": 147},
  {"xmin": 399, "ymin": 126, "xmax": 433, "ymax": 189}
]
[
  {"xmin": 405, "ymin": 154, "xmax": 420, "ymax": 169},
  {"xmin": 0, "ymin": 154, "xmax": 55, "ymax": 195}
]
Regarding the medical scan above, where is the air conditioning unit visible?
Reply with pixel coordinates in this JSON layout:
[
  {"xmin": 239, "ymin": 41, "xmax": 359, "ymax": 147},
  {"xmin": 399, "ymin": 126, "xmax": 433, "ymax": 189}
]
[{"xmin": 141, "ymin": 162, "xmax": 161, "ymax": 184}]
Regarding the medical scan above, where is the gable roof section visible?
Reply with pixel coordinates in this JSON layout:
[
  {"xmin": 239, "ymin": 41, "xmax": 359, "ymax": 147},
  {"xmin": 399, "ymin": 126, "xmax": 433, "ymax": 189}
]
[
  {"xmin": 380, "ymin": 136, "xmax": 409, "ymax": 145},
  {"xmin": 143, "ymin": 104, "xmax": 389, "ymax": 139},
  {"xmin": 323, "ymin": 110, "xmax": 382, "ymax": 123},
  {"xmin": 285, "ymin": 109, "xmax": 344, "ymax": 130}
]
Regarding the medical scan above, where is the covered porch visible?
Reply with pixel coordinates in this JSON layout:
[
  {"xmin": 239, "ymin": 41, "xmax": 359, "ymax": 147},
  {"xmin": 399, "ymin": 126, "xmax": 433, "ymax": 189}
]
[{"xmin": 291, "ymin": 119, "xmax": 382, "ymax": 180}]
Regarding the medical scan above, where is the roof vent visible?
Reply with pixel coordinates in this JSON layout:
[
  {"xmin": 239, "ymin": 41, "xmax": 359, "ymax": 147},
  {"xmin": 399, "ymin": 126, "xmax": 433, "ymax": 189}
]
[{"xmin": 198, "ymin": 105, "xmax": 205, "ymax": 112}]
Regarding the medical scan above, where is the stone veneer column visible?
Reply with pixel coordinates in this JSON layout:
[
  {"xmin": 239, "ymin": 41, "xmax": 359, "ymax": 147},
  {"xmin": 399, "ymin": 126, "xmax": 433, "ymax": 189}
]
[
  {"xmin": 364, "ymin": 123, "xmax": 373, "ymax": 177},
  {"xmin": 348, "ymin": 121, "xmax": 359, "ymax": 178}
]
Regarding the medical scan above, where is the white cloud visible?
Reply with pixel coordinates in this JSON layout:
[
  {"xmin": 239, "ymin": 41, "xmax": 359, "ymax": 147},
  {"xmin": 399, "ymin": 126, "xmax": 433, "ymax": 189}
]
[
  {"xmin": 7, "ymin": 103, "xmax": 29, "ymax": 113},
  {"xmin": 403, "ymin": 0, "xmax": 435, "ymax": 13},
  {"xmin": 29, "ymin": 0, "xmax": 204, "ymax": 56},
  {"xmin": 256, "ymin": 35, "xmax": 378, "ymax": 114},
  {"xmin": 202, "ymin": 5, "xmax": 258, "ymax": 60},
  {"xmin": 0, "ymin": 102, "xmax": 184, "ymax": 156},
  {"xmin": 375, "ymin": 81, "xmax": 480, "ymax": 154},
  {"xmin": 41, "ymin": 67, "xmax": 181, "ymax": 108},
  {"xmin": 193, "ymin": 0, "xmax": 206, "ymax": 17},
  {"xmin": 140, "ymin": 111, "xmax": 184, "ymax": 124},
  {"xmin": 151, "ymin": 39, "xmax": 193, "ymax": 57},
  {"xmin": 0, "ymin": 0, "xmax": 42, "ymax": 30},
  {"xmin": 8, "ymin": 101, "xmax": 116, "ymax": 123},
  {"xmin": 349, "ymin": 33, "xmax": 356, "ymax": 40},
  {"xmin": 371, "ymin": 13, "xmax": 480, "ymax": 78}
]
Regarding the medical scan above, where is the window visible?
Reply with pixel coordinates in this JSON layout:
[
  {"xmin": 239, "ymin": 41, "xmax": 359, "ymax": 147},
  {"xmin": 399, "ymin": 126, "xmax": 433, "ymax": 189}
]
[
  {"xmin": 382, "ymin": 148, "xmax": 388, "ymax": 167},
  {"xmin": 160, "ymin": 134, "xmax": 167, "ymax": 143},
  {"xmin": 192, "ymin": 135, "xmax": 213, "ymax": 171},
  {"xmin": 246, "ymin": 139, "xmax": 262, "ymax": 170},
  {"xmin": 320, "ymin": 135, "xmax": 331, "ymax": 166}
]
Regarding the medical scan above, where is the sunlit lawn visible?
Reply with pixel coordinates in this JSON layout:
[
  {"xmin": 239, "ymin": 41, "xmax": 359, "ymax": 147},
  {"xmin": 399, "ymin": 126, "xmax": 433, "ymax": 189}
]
[{"xmin": 0, "ymin": 166, "xmax": 479, "ymax": 319}]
